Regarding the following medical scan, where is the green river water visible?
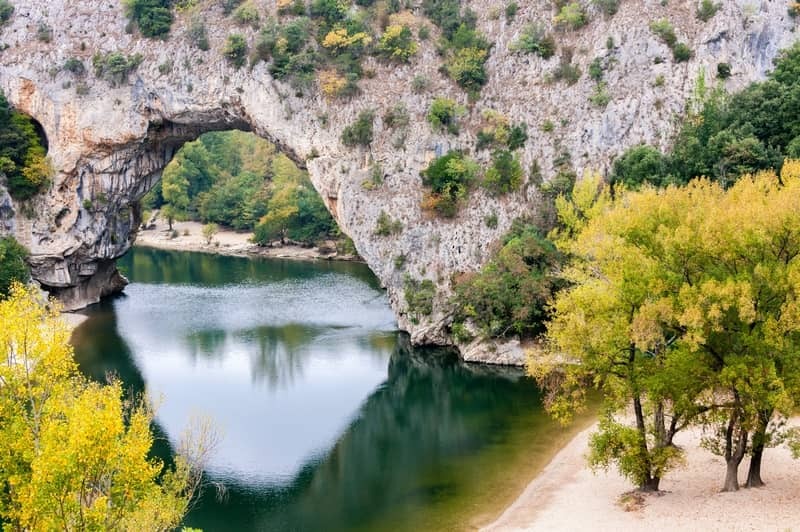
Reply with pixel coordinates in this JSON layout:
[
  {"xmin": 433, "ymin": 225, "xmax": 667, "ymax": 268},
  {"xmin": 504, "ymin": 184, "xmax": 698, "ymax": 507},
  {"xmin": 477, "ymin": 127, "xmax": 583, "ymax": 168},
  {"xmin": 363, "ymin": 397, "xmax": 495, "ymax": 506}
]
[{"xmin": 70, "ymin": 247, "xmax": 584, "ymax": 531}]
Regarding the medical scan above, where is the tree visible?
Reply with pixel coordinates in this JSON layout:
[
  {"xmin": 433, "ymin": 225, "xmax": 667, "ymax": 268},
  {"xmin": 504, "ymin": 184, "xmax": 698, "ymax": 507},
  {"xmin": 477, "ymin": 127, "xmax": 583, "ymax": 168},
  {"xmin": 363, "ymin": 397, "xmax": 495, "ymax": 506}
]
[
  {"xmin": 123, "ymin": 0, "xmax": 173, "ymax": 38},
  {"xmin": 0, "ymin": 236, "xmax": 28, "ymax": 297},
  {"xmin": 532, "ymin": 175, "xmax": 711, "ymax": 492},
  {"xmin": 452, "ymin": 223, "xmax": 563, "ymax": 339},
  {"xmin": 161, "ymin": 163, "xmax": 190, "ymax": 230},
  {"xmin": 535, "ymin": 169, "xmax": 800, "ymax": 492},
  {"xmin": 0, "ymin": 284, "xmax": 215, "ymax": 529},
  {"xmin": 202, "ymin": 223, "xmax": 219, "ymax": 245}
]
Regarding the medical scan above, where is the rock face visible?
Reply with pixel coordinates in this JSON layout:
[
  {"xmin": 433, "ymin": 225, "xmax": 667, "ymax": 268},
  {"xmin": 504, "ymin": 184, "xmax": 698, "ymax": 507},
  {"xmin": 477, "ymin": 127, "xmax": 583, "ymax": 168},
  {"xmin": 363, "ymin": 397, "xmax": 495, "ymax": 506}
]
[{"xmin": 0, "ymin": 0, "xmax": 795, "ymax": 363}]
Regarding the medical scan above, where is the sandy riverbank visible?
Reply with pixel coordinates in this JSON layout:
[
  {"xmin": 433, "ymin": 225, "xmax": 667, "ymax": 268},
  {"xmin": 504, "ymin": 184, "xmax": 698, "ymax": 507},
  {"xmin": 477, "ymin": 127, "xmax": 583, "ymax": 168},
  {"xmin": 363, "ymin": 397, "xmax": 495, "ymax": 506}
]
[
  {"xmin": 135, "ymin": 217, "xmax": 359, "ymax": 262},
  {"xmin": 485, "ymin": 420, "xmax": 800, "ymax": 531},
  {"xmin": 60, "ymin": 311, "xmax": 88, "ymax": 333}
]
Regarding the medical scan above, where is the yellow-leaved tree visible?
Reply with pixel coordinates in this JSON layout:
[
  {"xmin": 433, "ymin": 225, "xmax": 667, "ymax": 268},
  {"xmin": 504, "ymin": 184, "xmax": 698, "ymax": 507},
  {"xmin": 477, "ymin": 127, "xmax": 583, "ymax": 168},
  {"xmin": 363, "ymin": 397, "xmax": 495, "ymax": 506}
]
[
  {"xmin": 0, "ymin": 284, "xmax": 214, "ymax": 530},
  {"xmin": 533, "ymin": 165, "xmax": 800, "ymax": 493}
]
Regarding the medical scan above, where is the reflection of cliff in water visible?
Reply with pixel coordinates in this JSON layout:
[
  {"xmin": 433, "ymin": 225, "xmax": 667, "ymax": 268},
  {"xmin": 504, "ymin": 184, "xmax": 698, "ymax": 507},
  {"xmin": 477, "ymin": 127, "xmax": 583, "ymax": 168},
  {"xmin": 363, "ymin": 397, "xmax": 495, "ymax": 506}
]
[{"xmin": 185, "ymin": 336, "xmax": 540, "ymax": 532}]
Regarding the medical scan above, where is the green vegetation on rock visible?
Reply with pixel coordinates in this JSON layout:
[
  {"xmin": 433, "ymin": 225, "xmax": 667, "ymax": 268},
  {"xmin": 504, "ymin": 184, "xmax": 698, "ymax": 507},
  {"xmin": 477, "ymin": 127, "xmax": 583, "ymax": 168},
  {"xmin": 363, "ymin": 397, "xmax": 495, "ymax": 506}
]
[
  {"xmin": 0, "ymin": 236, "xmax": 28, "ymax": 298},
  {"xmin": 0, "ymin": 90, "xmax": 50, "ymax": 200}
]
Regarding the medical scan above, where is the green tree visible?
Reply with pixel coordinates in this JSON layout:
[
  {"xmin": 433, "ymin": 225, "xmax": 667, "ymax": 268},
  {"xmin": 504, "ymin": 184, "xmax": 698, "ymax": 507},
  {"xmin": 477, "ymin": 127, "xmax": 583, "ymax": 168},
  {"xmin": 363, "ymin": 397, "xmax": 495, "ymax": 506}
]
[
  {"xmin": 123, "ymin": 0, "xmax": 173, "ymax": 38},
  {"xmin": 453, "ymin": 223, "xmax": 563, "ymax": 339},
  {"xmin": 610, "ymin": 145, "xmax": 671, "ymax": 189},
  {"xmin": 420, "ymin": 150, "xmax": 478, "ymax": 218},
  {"xmin": 0, "ymin": 236, "xmax": 28, "ymax": 298},
  {"xmin": 161, "ymin": 163, "xmax": 190, "ymax": 230},
  {"xmin": 483, "ymin": 149, "xmax": 523, "ymax": 195}
]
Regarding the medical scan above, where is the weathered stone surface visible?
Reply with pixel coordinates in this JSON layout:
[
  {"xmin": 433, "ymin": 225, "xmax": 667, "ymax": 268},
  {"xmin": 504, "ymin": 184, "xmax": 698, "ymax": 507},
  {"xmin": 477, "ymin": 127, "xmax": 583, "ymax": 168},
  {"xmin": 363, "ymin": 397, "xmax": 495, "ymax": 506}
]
[{"xmin": 0, "ymin": 0, "xmax": 794, "ymax": 362}]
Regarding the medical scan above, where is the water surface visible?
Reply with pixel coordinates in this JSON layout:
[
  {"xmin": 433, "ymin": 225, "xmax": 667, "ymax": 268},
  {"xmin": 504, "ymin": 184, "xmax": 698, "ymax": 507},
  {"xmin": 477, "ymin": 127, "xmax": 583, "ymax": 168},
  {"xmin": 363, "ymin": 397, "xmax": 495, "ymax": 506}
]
[{"xmin": 71, "ymin": 247, "xmax": 583, "ymax": 531}]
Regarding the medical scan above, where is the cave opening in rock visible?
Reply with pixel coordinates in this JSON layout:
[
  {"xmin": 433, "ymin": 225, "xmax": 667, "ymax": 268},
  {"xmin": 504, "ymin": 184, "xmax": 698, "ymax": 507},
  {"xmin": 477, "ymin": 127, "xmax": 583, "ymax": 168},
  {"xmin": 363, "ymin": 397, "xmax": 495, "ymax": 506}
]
[{"xmin": 134, "ymin": 129, "xmax": 351, "ymax": 260}]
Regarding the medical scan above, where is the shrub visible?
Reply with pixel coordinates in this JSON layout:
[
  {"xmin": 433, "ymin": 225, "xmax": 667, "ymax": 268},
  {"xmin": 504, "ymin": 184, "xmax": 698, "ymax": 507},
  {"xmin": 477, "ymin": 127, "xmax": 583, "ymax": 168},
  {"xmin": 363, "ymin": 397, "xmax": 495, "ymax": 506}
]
[
  {"xmin": 411, "ymin": 74, "xmax": 429, "ymax": 93},
  {"xmin": 223, "ymin": 34, "xmax": 248, "ymax": 68},
  {"xmin": 310, "ymin": 0, "xmax": 347, "ymax": 23},
  {"xmin": 188, "ymin": 16, "xmax": 209, "ymax": 51},
  {"xmin": 404, "ymin": 276, "xmax": 436, "ymax": 323},
  {"xmin": 696, "ymin": 0, "xmax": 720, "ymax": 21},
  {"xmin": 0, "ymin": 0, "xmax": 13, "ymax": 26},
  {"xmin": 555, "ymin": 2, "xmax": 588, "ymax": 30},
  {"xmin": 0, "ymin": 237, "xmax": 28, "ymax": 297},
  {"xmin": 510, "ymin": 24, "xmax": 556, "ymax": 59},
  {"xmin": 672, "ymin": 42, "xmax": 693, "ymax": 62},
  {"xmin": 717, "ymin": 62, "xmax": 731, "ymax": 79},
  {"xmin": 92, "ymin": 52, "xmax": 143, "ymax": 86},
  {"xmin": 221, "ymin": 0, "xmax": 244, "ymax": 15},
  {"xmin": 593, "ymin": 0, "xmax": 619, "ymax": 16},
  {"xmin": 476, "ymin": 110, "xmax": 528, "ymax": 150},
  {"xmin": 427, "ymin": 97, "xmax": 464, "ymax": 135},
  {"xmin": 649, "ymin": 19, "xmax": 677, "ymax": 48},
  {"xmin": 420, "ymin": 150, "xmax": 478, "ymax": 217},
  {"xmin": 123, "ymin": 0, "xmax": 173, "ymax": 38},
  {"xmin": 589, "ymin": 57, "xmax": 604, "ymax": 81},
  {"xmin": 552, "ymin": 49, "xmax": 581, "ymax": 85},
  {"xmin": 589, "ymin": 82, "xmax": 611, "ymax": 107},
  {"xmin": 483, "ymin": 149, "xmax": 523, "ymax": 195},
  {"xmin": 233, "ymin": 2, "xmax": 260, "ymax": 28},
  {"xmin": 445, "ymin": 46, "xmax": 488, "ymax": 95},
  {"xmin": 452, "ymin": 223, "xmax": 563, "ymax": 339},
  {"xmin": 341, "ymin": 110, "xmax": 374, "ymax": 147},
  {"xmin": 383, "ymin": 103, "xmax": 410, "ymax": 129},
  {"xmin": 377, "ymin": 24, "xmax": 418, "ymax": 62},
  {"xmin": 505, "ymin": 2, "xmax": 518, "ymax": 21},
  {"xmin": 63, "ymin": 58, "xmax": 86, "ymax": 76},
  {"xmin": 36, "ymin": 22, "xmax": 52, "ymax": 42},
  {"xmin": 374, "ymin": 210, "xmax": 403, "ymax": 236}
]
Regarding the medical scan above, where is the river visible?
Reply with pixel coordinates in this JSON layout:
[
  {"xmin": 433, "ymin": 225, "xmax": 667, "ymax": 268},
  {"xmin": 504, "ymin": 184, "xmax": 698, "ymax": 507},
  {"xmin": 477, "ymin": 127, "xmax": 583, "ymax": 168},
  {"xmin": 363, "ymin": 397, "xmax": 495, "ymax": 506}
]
[{"xmin": 70, "ymin": 247, "xmax": 584, "ymax": 531}]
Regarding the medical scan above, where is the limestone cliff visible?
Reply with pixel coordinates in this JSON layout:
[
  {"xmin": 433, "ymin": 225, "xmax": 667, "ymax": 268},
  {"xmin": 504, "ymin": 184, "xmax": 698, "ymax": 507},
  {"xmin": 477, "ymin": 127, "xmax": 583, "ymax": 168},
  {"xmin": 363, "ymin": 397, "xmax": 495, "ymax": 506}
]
[{"xmin": 0, "ymin": 0, "xmax": 794, "ymax": 364}]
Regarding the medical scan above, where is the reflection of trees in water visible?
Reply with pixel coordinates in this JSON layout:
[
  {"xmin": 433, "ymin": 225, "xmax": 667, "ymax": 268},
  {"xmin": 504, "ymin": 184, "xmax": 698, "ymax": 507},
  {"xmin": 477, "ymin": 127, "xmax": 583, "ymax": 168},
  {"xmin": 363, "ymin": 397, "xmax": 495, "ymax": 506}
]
[
  {"xmin": 182, "ymin": 324, "xmax": 395, "ymax": 390},
  {"xmin": 185, "ymin": 336, "xmax": 538, "ymax": 532},
  {"xmin": 119, "ymin": 247, "xmax": 382, "ymax": 288}
]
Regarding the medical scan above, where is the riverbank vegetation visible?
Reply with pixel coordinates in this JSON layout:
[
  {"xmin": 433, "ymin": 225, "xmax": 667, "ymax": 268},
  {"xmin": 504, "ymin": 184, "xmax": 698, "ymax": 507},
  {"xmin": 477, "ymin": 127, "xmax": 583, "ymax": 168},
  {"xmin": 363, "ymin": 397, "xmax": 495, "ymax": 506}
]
[
  {"xmin": 0, "ymin": 284, "xmax": 214, "ymax": 529},
  {"xmin": 143, "ymin": 130, "xmax": 339, "ymax": 247}
]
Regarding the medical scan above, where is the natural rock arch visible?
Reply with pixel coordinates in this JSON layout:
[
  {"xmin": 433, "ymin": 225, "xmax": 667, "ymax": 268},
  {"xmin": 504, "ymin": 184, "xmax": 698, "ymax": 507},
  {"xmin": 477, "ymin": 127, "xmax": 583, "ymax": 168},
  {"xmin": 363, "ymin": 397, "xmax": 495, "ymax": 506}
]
[{"xmin": 0, "ymin": 0, "xmax": 794, "ymax": 362}]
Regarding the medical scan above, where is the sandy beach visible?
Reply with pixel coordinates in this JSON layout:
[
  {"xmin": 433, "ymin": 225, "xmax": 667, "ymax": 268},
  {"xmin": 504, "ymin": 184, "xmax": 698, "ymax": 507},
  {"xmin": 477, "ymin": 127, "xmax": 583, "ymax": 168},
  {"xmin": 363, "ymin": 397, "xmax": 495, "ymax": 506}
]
[
  {"xmin": 485, "ymin": 420, "xmax": 800, "ymax": 531},
  {"xmin": 135, "ymin": 217, "xmax": 358, "ymax": 262}
]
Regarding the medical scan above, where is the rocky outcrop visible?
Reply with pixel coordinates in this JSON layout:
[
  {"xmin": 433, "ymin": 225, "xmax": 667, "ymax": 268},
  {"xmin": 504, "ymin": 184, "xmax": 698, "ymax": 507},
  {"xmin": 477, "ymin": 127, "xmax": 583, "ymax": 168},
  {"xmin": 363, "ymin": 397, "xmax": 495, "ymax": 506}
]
[{"xmin": 0, "ymin": 0, "xmax": 795, "ymax": 363}]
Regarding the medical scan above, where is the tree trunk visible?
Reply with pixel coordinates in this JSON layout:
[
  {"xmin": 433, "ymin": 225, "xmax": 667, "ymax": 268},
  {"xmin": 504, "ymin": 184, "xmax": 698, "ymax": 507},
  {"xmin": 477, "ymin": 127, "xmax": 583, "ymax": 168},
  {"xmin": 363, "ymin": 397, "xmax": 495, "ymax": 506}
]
[
  {"xmin": 721, "ymin": 408, "xmax": 748, "ymax": 492},
  {"xmin": 640, "ymin": 475, "xmax": 661, "ymax": 492},
  {"xmin": 746, "ymin": 410, "xmax": 771, "ymax": 488},
  {"xmin": 723, "ymin": 460, "xmax": 741, "ymax": 492},
  {"xmin": 746, "ymin": 448, "xmax": 764, "ymax": 488}
]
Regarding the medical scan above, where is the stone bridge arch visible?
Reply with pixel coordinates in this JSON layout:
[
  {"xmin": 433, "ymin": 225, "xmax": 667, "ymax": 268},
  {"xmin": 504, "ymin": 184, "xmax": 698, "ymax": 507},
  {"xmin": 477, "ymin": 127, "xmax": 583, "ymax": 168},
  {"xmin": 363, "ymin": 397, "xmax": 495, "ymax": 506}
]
[{"xmin": 0, "ymin": 0, "xmax": 794, "ymax": 362}]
